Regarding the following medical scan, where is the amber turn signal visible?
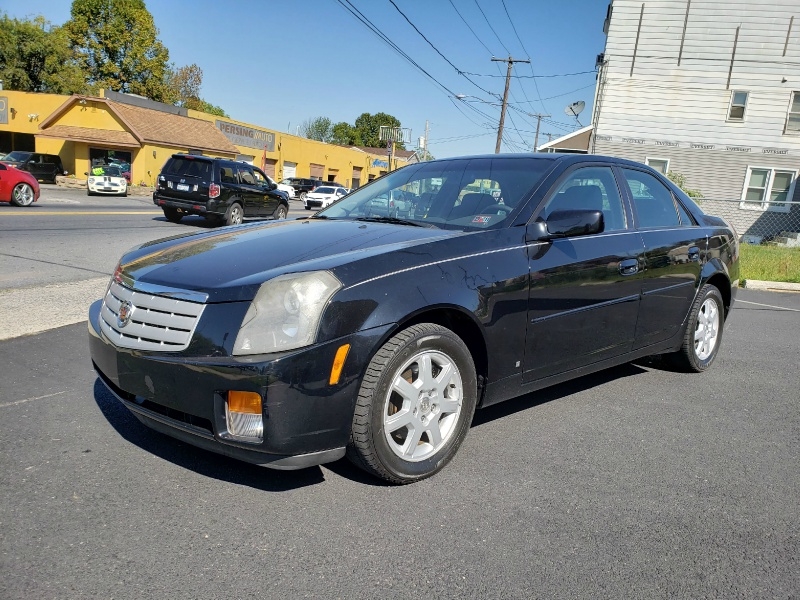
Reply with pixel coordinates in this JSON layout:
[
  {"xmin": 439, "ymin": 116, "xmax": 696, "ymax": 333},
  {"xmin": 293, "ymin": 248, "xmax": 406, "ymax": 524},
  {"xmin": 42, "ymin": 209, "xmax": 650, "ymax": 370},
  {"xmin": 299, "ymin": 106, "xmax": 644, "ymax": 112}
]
[
  {"xmin": 227, "ymin": 391, "xmax": 262, "ymax": 414},
  {"xmin": 329, "ymin": 344, "xmax": 351, "ymax": 385}
]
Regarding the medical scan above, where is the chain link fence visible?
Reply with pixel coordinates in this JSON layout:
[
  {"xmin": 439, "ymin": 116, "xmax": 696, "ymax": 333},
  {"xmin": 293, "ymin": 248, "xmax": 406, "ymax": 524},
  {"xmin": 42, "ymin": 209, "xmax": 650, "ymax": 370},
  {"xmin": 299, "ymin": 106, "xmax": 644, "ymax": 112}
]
[{"xmin": 699, "ymin": 198, "xmax": 800, "ymax": 247}]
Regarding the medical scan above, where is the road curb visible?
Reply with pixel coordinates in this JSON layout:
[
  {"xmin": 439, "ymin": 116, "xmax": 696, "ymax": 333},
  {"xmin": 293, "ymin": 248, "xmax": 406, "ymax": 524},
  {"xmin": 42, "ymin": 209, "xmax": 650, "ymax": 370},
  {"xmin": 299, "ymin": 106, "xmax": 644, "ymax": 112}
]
[{"xmin": 743, "ymin": 280, "xmax": 800, "ymax": 292}]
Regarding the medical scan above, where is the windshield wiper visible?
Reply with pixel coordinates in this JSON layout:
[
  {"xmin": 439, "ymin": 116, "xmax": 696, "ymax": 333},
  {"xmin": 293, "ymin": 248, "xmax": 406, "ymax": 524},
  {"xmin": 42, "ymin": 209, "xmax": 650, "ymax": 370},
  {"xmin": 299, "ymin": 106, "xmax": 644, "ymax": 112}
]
[{"xmin": 354, "ymin": 216, "xmax": 430, "ymax": 227}]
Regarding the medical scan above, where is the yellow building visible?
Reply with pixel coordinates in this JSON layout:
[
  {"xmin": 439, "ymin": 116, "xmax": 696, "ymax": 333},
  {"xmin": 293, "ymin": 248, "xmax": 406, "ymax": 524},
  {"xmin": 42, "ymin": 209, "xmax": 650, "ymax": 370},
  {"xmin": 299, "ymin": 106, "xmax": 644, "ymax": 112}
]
[{"xmin": 0, "ymin": 89, "xmax": 412, "ymax": 188}]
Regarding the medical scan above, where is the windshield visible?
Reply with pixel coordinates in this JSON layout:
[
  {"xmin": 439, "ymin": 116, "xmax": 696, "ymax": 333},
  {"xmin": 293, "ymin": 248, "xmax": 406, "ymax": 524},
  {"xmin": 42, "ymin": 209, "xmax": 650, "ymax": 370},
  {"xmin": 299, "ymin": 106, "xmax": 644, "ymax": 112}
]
[
  {"xmin": 4, "ymin": 151, "xmax": 30, "ymax": 162},
  {"xmin": 90, "ymin": 165, "xmax": 122, "ymax": 176},
  {"xmin": 313, "ymin": 187, "xmax": 336, "ymax": 194},
  {"xmin": 317, "ymin": 157, "xmax": 552, "ymax": 230}
]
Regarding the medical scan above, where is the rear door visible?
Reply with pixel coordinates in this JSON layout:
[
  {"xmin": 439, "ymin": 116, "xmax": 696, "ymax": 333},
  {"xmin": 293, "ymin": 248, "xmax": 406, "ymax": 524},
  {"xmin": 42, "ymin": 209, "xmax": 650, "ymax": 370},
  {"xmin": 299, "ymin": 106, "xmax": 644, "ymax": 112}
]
[
  {"xmin": 618, "ymin": 167, "xmax": 706, "ymax": 349},
  {"xmin": 524, "ymin": 164, "xmax": 643, "ymax": 381}
]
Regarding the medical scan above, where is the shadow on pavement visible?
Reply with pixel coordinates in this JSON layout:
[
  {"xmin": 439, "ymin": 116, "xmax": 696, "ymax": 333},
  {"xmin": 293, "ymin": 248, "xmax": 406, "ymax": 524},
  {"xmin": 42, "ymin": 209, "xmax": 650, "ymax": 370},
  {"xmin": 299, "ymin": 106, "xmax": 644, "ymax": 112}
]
[
  {"xmin": 472, "ymin": 362, "xmax": 650, "ymax": 427},
  {"xmin": 92, "ymin": 378, "xmax": 325, "ymax": 491}
]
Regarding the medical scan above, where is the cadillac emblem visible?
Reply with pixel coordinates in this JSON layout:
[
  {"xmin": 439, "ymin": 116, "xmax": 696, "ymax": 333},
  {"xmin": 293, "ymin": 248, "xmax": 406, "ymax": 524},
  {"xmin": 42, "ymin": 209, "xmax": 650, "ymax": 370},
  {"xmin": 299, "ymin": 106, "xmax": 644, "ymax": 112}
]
[{"xmin": 117, "ymin": 301, "xmax": 133, "ymax": 328}]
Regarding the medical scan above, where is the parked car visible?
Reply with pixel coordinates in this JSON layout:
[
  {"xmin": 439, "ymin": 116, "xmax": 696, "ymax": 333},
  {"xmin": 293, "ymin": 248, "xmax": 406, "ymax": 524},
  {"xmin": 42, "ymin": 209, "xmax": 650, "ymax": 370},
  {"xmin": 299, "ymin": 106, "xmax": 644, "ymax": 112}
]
[
  {"xmin": 267, "ymin": 175, "xmax": 295, "ymax": 199},
  {"xmin": 89, "ymin": 154, "xmax": 739, "ymax": 484},
  {"xmin": 0, "ymin": 151, "xmax": 64, "ymax": 183},
  {"xmin": 304, "ymin": 185, "xmax": 349, "ymax": 210},
  {"xmin": 0, "ymin": 162, "xmax": 40, "ymax": 206},
  {"xmin": 281, "ymin": 178, "xmax": 342, "ymax": 201},
  {"xmin": 153, "ymin": 154, "xmax": 289, "ymax": 226},
  {"xmin": 86, "ymin": 165, "xmax": 128, "ymax": 196}
]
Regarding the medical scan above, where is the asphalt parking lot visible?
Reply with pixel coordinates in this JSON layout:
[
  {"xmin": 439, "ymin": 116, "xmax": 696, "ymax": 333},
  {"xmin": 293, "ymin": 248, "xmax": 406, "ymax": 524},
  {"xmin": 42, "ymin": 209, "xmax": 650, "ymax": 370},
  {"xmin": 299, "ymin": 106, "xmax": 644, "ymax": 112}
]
[{"xmin": 0, "ymin": 287, "xmax": 797, "ymax": 598}]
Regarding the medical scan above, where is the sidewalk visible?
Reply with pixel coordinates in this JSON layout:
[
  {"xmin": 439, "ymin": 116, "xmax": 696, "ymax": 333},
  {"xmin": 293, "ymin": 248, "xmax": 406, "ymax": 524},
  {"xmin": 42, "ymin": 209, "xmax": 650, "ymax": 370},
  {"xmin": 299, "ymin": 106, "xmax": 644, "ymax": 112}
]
[{"xmin": 743, "ymin": 280, "xmax": 800, "ymax": 292}]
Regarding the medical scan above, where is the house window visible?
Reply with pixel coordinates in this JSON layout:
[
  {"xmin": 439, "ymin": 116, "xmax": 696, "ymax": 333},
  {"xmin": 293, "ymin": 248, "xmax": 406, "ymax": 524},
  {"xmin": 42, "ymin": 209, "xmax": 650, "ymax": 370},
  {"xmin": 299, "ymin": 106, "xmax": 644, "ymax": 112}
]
[
  {"xmin": 786, "ymin": 91, "xmax": 800, "ymax": 133},
  {"xmin": 645, "ymin": 157, "xmax": 670, "ymax": 174},
  {"xmin": 740, "ymin": 167, "xmax": 797, "ymax": 213},
  {"xmin": 727, "ymin": 91, "xmax": 748, "ymax": 121}
]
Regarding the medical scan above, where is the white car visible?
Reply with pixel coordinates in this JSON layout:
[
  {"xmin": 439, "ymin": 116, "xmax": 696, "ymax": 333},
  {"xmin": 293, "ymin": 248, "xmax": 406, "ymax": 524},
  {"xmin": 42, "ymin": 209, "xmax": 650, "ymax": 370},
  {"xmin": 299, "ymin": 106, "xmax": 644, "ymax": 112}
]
[
  {"xmin": 87, "ymin": 165, "xmax": 128, "ymax": 196},
  {"xmin": 304, "ymin": 185, "xmax": 349, "ymax": 210},
  {"xmin": 267, "ymin": 175, "xmax": 295, "ymax": 199}
]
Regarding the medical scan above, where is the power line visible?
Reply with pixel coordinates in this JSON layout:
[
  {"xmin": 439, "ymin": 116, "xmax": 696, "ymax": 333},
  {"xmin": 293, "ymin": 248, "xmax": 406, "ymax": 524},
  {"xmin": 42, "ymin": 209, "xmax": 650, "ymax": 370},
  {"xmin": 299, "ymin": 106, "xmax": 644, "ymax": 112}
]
[
  {"xmin": 460, "ymin": 70, "xmax": 598, "ymax": 79},
  {"xmin": 473, "ymin": 0, "xmax": 511, "ymax": 56},
  {"xmin": 388, "ymin": 0, "xmax": 498, "ymax": 98},
  {"xmin": 447, "ymin": 0, "xmax": 495, "ymax": 56}
]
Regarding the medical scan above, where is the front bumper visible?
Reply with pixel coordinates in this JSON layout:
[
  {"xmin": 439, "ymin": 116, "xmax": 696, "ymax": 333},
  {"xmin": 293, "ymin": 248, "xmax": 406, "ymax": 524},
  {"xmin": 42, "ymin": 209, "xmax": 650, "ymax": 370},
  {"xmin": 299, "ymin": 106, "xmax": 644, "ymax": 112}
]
[
  {"xmin": 88, "ymin": 299, "xmax": 391, "ymax": 469},
  {"xmin": 88, "ymin": 181, "xmax": 127, "ymax": 194}
]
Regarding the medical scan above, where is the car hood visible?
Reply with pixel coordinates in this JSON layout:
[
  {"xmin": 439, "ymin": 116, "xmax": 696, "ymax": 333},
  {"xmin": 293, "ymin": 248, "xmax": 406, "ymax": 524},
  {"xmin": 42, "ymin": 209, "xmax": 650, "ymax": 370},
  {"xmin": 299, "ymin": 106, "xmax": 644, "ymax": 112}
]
[{"xmin": 118, "ymin": 219, "xmax": 459, "ymax": 303}]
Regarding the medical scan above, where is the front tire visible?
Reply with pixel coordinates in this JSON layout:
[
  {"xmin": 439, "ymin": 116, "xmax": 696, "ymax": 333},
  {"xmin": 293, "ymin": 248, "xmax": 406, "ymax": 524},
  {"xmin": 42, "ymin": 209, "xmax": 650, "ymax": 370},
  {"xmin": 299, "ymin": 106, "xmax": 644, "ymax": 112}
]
[
  {"xmin": 273, "ymin": 204, "xmax": 288, "ymax": 220},
  {"xmin": 669, "ymin": 283, "xmax": 724, "ymax": 372},
  {"xmin": 11, "ymin": 183, "xmax": 35, "ymax": 207},
  {"xmin": 347, "ymin": 323, "xmax": 477, "ymax": 484},
  {"xmin": 299, "ymin": 191, "xmax": 307, "ymax": 202}
]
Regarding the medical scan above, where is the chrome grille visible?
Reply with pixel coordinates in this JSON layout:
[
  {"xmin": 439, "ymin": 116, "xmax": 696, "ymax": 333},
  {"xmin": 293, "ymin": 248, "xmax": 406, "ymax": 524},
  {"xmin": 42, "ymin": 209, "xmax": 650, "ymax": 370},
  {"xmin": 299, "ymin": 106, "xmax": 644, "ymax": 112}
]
[{"xmin": 99, "ymin": 280, "xmax": 205, "ymax": 352}]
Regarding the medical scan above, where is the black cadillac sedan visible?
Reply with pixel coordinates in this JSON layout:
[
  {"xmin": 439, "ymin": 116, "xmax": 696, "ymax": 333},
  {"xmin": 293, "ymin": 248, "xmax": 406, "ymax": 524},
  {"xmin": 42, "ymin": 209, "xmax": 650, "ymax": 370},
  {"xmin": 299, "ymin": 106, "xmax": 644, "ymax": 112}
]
[{"xmin": 89, "ymin": 154, "xmax": 739, "ymax": 484}]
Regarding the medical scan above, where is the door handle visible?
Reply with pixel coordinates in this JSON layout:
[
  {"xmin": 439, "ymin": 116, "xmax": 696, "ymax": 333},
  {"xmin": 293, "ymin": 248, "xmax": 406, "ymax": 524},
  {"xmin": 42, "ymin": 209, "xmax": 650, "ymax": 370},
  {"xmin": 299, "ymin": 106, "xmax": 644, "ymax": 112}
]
[
  {"xmin": 688, "ymin": 246, "xmax": 700, "ymax": 262},
  {"xmin": 619, "ymin": 258, "xmax": 639, "ymax": 276}
]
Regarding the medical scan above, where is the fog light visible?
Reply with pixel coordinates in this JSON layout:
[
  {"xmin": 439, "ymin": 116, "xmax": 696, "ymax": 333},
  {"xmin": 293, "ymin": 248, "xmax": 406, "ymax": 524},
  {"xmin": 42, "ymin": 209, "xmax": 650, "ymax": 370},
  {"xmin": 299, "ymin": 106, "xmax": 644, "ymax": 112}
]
[{"xmin": 226, "ymin": 391, "xmax": 263, "ymax": 440}]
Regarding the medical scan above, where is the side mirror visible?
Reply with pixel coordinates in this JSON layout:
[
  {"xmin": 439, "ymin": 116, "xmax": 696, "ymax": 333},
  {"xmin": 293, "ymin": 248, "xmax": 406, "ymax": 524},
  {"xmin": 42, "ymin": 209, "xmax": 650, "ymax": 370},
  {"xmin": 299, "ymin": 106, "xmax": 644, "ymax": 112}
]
[
  {"xmin": 270, "ymin": 182, "xmax": 278, "ymax": 190},
  {"xmin": 526, "ymin": 209, "xmax": 604, "ymax": 242}
]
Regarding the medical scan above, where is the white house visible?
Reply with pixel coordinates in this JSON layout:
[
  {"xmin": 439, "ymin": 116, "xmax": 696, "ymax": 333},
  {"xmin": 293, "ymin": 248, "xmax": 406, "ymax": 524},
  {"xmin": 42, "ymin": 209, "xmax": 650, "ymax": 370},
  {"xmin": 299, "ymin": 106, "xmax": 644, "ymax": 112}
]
[{"xmin": 541, "ymin": 0, "xmax": 800, "ymax": 242}]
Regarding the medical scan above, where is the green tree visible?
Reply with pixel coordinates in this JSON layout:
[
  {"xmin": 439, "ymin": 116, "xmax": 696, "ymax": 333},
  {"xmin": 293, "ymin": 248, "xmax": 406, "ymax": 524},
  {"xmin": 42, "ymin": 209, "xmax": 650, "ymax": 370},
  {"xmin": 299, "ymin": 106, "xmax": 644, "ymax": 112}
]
[
  {"xmin": 331, "ymin": 121, "xmax": 357, "ymax": 145},
  {"xmin": 0, "ymin": 14, "xmax": 87, "ymax": 94},
  {"xmin": 66, "ymin": 0, "xmax": 172, "ymax": 102},
  {"xmin": 165, "ymin": 63, "xmax": 202, "ymax": 106},
  {"xmin": 300, "ymin": 116, "xmax": 333, "ymax": 142},
  {"xmin": 190, "ymin": 98, "xmax": 228, "ymax": 117},
  {"xmin": 667, "ymin": 170, "xmax": 703, "ymax": 199},
  {"xmin": 353, "ymin": 112, "xmax": 404, "ymax": 148}
]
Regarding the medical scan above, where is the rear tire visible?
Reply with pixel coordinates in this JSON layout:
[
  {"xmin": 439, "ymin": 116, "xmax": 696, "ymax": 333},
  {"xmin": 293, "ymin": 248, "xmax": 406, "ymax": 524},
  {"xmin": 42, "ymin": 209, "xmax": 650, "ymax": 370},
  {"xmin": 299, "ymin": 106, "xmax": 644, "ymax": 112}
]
[
  {"xmin": 668, "ymin": 283, "xmax": 724, "ymax": 372},
  {"xmin": 225, "ymin": 203, "xmax": 244, "ymax": 226},
  {"xmin": 162, "ymin": 207, "xmax": 183, "ymax": 223},
  {"xmin": 346, "ymin": 323, "xmax": 477, "ymax": 484},
  {"xmin": 273, "ymin": 204, "xmax": 288, "ymax": 220}
]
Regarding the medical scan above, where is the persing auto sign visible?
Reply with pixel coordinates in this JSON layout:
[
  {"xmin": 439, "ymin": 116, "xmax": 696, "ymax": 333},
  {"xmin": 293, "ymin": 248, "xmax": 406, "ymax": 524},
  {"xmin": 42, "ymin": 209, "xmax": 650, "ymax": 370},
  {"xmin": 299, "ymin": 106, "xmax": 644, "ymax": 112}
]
[{"xmin": 216, "ymin": 120, "xmax": 275, "ymax": 152}]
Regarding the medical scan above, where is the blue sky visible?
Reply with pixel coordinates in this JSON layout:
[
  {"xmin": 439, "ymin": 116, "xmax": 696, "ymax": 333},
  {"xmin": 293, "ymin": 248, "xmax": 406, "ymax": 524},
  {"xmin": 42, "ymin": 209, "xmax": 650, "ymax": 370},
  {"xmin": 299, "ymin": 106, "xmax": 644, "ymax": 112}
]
[{"xmin": 7, "ymin": 0, "xmax": 609, "ymax": 157}]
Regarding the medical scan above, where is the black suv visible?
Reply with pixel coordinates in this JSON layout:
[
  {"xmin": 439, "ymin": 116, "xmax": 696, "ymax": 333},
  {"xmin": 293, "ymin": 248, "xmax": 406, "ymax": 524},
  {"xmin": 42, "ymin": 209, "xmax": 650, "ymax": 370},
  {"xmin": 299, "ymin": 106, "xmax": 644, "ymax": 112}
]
[
  {"xmin": 154, "ymin": 155, "xmax": 290, "ymax": 226},
  {"xmin": 1, "ymin": 151, "xmax": 65, "ymax": 183},
  {"xmin": 280, "ymin": 177, "xmax": 342, "ymax": 201}
]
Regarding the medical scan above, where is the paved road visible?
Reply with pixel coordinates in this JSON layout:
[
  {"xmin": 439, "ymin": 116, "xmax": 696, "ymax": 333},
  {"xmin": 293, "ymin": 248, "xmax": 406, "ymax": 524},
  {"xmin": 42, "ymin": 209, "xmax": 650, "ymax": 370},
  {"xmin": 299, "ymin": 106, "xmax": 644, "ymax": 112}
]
[
  {"xmin": 0, "ymin": 186, "xmax": 798, "ymax": 598},
  {"xmin": 0, "ymin": 185, "xmax": 307, "ymax": 339}
]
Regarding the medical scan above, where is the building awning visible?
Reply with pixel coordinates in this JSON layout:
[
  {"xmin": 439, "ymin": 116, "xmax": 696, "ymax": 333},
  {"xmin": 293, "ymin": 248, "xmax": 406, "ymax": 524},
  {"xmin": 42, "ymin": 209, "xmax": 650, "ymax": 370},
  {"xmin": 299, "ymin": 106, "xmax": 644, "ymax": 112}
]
[
  {"xmin": 36, "ymin": 125, "xmax": 139, "ymax": 148},
  {"xmin": 537, "ymin": 124, "xmax": 593, "ymax": 153}
]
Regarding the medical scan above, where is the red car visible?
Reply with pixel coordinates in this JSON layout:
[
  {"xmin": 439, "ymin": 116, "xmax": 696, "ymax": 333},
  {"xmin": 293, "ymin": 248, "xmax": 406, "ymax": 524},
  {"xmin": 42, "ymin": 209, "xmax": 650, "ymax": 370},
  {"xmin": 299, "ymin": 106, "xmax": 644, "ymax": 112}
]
[{"xmin": 0, "ymin": 163, "xmax": 40, "ymax": 206}]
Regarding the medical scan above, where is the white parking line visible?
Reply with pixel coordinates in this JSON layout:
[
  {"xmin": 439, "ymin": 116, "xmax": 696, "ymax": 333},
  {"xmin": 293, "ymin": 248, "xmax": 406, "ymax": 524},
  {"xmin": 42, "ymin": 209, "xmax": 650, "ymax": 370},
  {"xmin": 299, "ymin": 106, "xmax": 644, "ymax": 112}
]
[
  {"xmin": 735, "ymin": 299, "xmax": 800, "ymax": 312},
  {"xmin": 0, "ymin": 390, "xmax": 67, "ymax": 408}
]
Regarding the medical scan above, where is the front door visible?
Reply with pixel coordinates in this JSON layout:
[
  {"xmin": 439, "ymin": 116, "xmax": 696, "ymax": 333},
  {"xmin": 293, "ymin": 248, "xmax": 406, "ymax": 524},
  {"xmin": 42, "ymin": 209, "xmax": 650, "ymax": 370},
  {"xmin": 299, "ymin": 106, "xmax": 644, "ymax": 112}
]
[{"xmin": 524, "ymin": 165, "xmax": 643, "ymax": 382}]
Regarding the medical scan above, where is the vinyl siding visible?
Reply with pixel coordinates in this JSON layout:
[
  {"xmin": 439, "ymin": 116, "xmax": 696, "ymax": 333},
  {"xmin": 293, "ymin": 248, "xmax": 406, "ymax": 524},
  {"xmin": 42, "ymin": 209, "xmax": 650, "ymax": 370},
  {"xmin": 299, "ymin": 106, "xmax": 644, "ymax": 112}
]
[{"xmin": 592, "ymin": 0, "xmax": 800, "ymax": 234}]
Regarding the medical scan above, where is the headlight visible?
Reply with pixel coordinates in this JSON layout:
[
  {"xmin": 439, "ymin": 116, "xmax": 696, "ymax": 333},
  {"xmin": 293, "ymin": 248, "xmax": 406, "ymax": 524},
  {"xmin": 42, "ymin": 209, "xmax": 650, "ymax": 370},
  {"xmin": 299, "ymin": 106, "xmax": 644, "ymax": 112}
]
[
  {"xmin": 88, "ymin": 178, "xmax": 95, "ymax": 184},
  {"xmin": 232, "ymin": 271, "xmax": 341, "ymax": 355}
]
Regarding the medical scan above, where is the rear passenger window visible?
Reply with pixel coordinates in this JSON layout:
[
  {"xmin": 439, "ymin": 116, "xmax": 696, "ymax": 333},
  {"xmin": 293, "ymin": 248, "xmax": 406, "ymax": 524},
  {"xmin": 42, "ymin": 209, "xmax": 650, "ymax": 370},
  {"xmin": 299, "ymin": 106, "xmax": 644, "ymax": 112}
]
[
  {"xmin": 238, "ymin": 168, "xmax": 256, "ymax": 185},
  {"xmin": 219, "ymin": 166, "xmax": 236, "ymax": 183},
  {"xmin": 622, "ymin": 169, "xmax": 681, "ymax": 228}
]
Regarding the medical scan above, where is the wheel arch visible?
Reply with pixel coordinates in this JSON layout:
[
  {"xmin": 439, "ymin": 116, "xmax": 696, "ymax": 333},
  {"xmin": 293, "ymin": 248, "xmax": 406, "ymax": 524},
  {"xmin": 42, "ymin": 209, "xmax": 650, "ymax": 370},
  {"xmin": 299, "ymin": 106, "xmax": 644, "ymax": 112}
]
[
  {"xmin": 703, "ymin": 271, "xmax": 732, "ymax": 319},
  {"xmin": 391, "ymin": 306, "xmax": 489, "ymax": 397}
]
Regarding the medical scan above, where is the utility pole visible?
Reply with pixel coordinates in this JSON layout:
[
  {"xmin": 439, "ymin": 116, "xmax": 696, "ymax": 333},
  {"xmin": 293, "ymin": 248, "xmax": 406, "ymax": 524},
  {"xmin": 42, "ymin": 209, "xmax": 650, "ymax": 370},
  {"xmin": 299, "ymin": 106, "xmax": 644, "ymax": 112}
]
[
  {"xmin": 423, "ymin": 120, "xmax": 430, "ymax": 160},
  {"xmin": 530, "ymin": 112, "xmax": 551, "ymax": 152},
  {"xmin": 492, "ymin": 56, "xmax": 530, "ymax": 153}
]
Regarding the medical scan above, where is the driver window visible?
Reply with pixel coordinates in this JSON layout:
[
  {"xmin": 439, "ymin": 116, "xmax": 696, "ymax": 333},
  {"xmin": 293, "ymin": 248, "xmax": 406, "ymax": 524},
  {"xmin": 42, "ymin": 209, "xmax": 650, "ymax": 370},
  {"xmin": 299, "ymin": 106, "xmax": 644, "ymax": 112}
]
[{"xmin": 542, "ymin": 166, "xmax": 627, "ymax": 231}]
